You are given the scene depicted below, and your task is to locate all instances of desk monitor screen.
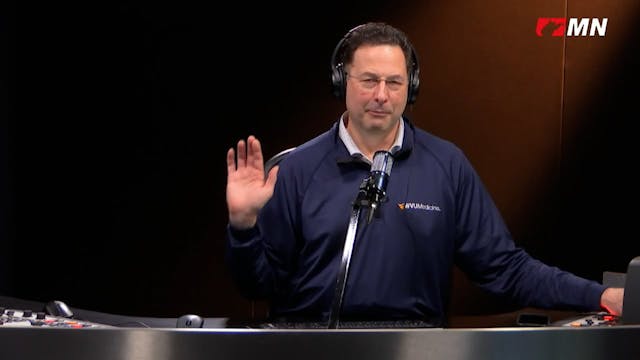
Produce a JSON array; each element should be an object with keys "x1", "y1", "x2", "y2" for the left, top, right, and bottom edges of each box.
[{"x1": 622, "y1": 256, "x2": 640, "y2": 325}]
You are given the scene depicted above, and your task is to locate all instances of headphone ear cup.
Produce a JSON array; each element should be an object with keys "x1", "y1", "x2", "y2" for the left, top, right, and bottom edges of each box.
[
  {"x1": 406, "y1": 50, "x2": 420, "y2": 105},
  {"x1": 331, "y1": 63, "x2": 346, "y2": 99},
  {"x1": 407, "y1": 69, "x2": 420, "y2": 105}
]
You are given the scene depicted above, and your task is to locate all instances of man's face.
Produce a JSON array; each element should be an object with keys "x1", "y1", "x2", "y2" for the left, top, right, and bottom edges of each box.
[{"x1": 344, "y1": 44, "x2": 409, "y2": 135}]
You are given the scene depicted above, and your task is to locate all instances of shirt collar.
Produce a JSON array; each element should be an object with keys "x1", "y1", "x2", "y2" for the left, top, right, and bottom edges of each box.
[{"x1": 338, "y1": 113, "x2": 405, "y2": 164}]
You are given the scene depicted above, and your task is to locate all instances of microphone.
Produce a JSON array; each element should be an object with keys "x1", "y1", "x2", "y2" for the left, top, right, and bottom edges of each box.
[{"x1": 355, "y1": 150, "x2": 394, "y2": 223}]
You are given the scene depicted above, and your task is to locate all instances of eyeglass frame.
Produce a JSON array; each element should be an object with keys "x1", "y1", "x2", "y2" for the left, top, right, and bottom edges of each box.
[{"x1": 345, "y1": 72, "x2": 407, "y2": 92}]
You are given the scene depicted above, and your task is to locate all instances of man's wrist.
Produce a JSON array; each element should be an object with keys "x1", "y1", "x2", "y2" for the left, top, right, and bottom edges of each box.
[{"x1": 228, "y1": 213, "x2": 257, "y2": 230}]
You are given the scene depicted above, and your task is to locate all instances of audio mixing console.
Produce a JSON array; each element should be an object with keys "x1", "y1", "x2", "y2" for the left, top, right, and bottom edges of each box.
[{"x1": 0, "y1": 307, "x2": 113, "y2": 328}]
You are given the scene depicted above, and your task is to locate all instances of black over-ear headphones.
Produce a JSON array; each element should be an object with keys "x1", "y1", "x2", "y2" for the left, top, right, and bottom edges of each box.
[{"x1": 330, "y1": 25, "x2": 420, "y2": 105}]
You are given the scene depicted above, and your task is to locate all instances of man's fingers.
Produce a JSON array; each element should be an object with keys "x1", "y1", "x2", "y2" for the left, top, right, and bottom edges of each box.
[
  {"x1": 230, "y1": 136, "x2": 266, "y2": 173},
  {"x1": 236, "y1": 139, "x2": 247, "y2": 168},
  {"x1": 226, "y1": 147, "x2": 236, "y2": 174},
  {"x1": 248, "y1": 136, "x2": 265, "y2": 170},
  {"x1": 265, "y1": 165, "x2": 279, "y2": 188},
  {"x1": 246, "y1": 135, "x2": 255, "y2": 162}
]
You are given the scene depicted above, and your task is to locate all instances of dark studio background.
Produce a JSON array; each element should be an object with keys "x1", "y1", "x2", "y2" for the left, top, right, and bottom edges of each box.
[{"x1": 2, "y1": 0, "x2": 639, "y2": 323}]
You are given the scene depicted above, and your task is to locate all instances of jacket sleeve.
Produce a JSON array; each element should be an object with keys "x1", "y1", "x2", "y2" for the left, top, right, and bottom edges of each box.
[
  {"x1": 452, "y1": 151, "x2": 605, "y2": 312},
  {"x1": 224, "y1": 161, "x2": 300, "y2": 301}
]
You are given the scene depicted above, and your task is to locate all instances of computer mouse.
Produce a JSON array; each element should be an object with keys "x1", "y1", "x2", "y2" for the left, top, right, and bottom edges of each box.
[{"x1": 176, "y1": 314, "x2": 204, "y2": 328}]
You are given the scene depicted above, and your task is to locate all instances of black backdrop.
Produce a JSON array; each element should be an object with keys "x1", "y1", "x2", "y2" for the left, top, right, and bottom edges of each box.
[{"x1": 4, "y1": 1, "x2": 400, "y2": 317}]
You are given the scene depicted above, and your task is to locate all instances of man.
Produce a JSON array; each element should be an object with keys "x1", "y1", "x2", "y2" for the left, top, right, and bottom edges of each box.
[{"x1": 225, "y1": 22, "x2": 623, "y2": 327}]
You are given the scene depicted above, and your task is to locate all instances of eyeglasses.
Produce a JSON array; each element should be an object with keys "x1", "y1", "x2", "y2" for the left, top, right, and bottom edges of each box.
[{"x1": 346, "y1": 73, "x2": 406, "y2": 92}]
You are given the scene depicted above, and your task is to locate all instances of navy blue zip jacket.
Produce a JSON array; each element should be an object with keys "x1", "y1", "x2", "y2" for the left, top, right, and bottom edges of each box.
[{"x1": 226, "y1": 119, "x2": 605, "y2": 325}]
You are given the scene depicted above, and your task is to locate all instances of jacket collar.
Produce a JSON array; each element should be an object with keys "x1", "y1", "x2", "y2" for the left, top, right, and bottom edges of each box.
[{"x1": 332, "y1": 117, "x2": 415, "y2": 166}]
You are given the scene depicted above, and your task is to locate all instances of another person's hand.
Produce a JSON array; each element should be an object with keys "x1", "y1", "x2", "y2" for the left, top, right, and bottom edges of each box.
[
  {"x1": 600, "y1": 287, "x2": 624, "y2": 315},
  {"x1": 226, "y1": 135, "x2": 279, "y2": 229}
]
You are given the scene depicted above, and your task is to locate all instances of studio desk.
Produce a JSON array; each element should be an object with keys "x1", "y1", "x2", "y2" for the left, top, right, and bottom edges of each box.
[
  {"x1": 0, "y1": 295, "x2": 638, "y2": 360},
  {"x1": 1, "y1": 321, "x2": 639, "y2": 360}
]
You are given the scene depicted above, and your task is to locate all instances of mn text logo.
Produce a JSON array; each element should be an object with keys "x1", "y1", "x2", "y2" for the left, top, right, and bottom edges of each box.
[{"x1": 536, "y1": 18, "x2": 608, "y2": 37}]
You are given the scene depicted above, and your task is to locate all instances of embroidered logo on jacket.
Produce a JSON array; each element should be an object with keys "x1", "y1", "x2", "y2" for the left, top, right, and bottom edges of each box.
[{"x1": 397, "y1": 202, "x2": 441, "y2": 212}]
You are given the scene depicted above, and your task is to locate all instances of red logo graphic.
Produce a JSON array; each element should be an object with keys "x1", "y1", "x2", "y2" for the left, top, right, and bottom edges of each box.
[{"x1": 536, "y1": 17, "x2": 566, "y2": 37}]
